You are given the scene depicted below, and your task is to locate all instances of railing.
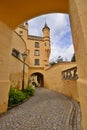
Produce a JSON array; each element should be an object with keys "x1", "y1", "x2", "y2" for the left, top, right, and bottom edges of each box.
[{"x1": 62, "y1": 66, "x2": 78, "y2": 80}]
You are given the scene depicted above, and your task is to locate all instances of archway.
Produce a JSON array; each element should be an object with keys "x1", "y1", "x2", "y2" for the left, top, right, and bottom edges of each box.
[
  {"x1": 29, "y1": 72, "x2": 44, "y2": 87},
  {"x1": 0, "y1": 1, "x2": 87, "y2": 129},
  {"x1": 0, "y1": 0, "x2": 69, "y2": 29}
]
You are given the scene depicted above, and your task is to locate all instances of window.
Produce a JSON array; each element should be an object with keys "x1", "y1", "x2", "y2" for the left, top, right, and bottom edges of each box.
[
  {"x1": 34, "y1": 50, "x2": 40, "y2": 56},
  {"x1": 12, "y1": 48, "x2": 20, "y2": 59},
  {"x1": 34, "y1": 59, "x2": 40, "y2": 65},
  {"x1": 35, "y1": 42, "x2": 39, "y2": 48},
  {"x1": 44, "y1": 42, "x2": 46, "y2": 46},
  {"x1": 19, "y1": 31, "x2": 23, "y2": 36}
]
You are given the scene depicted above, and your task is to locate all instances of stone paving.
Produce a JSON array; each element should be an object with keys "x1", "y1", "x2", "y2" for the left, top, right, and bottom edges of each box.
[{"x1": 0, "y1": 88, "x2": 82, "y2": 130}]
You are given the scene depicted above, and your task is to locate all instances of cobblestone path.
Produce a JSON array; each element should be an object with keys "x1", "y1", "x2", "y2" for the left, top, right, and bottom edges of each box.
[{"x1": 0, "y1": 88, "x2": 82, "y2": 130}]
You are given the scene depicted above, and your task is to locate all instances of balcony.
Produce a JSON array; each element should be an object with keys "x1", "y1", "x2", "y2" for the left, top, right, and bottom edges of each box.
[{"x1": 62, "y1": 66, "x2": 78, "y2": 80}]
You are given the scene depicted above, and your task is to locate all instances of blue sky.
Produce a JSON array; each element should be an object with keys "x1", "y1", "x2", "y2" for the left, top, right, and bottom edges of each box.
[{"x1": 28, "y1": 13, "x2": 74, "y2": 62}]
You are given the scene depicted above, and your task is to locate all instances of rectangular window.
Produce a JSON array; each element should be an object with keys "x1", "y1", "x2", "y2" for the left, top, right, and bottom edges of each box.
[
  {"x1": 34, "y1": 59, "x2": 40, "y2": 65},
  {"x1": 35, "y1": 42, "x2": 39, "y2": 48},
  {"x1": 19, "y1": 31, "x2": 23, "y2": 36},
  {"x1": 44, "y1": 42, "x2": 46, "y2": 46},
  {"x1": 12, "y1": 48, "x2": 20, "y2": 59},
  {"x1": 34, "y1": 50, "x2": 40, "y2": 56}
]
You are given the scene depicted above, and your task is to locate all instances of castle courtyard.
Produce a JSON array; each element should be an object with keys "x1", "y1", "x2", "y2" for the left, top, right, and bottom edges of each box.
[{"x1": 0, "y1": 88, "x2": 81, "y2": 130}]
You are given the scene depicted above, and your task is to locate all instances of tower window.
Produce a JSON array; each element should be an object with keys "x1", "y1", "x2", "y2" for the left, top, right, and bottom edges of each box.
[
  {"x1": 44, "y1": 43, "x2": 46, "y2": 46},
  {"x1": 34, "y1": 59, "x2": 40, "y2": 65},
  {"x1": 35, "y1": 42, "x2": 39, "y2": 48},
  {"x1": 34, "y1": 50, "x2": 40, "y2": 56},
  {"x1": 19, "y1": 31, "x2": 23, "y2": 36},
  {"x1": 12, "y1": 48, "x2": 20, "y2": 59}
]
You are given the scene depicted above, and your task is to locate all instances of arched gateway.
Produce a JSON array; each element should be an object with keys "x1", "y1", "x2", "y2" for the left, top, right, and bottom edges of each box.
[
  {"x1": 29, "y1": 72, "x2": 44, "y2": 87},
  {"x1": 0, "y1": 1, "x2": 87, "y2": 129}
]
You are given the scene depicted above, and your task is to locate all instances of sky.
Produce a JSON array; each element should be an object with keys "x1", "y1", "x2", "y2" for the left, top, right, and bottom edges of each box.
[{"x1": 28, "y1": 13, "x2": 74, "y2": 62}]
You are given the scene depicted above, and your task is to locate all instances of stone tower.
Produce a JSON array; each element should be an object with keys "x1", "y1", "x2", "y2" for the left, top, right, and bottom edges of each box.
[
  {"x1": 15, "y1": 21, "x2": 51, "y2": 69},
  {"x1": 42, "y1": 22, "x2": 50, "y2": 66},
  {"x1": 42, "y1": 22, "x2": 50, "y2": 38},
  {"x1": 24, "y1": 21, "x2": 28, "y2": 30}
]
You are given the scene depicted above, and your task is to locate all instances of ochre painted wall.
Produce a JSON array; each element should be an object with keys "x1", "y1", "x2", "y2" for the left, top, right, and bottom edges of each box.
[
  {"x1": 0, "y1": 22, "x2": 12, "y2": 113},
  {"x1": 0, "y1": 0, "x2": 69, "y2": 29},
  {"x1": 44, "y1": 62, "x2": 79, "y2": 101},
  {"x1": 69, "y1": 0, "x2": 87, "y2": 129},
  {"x1": 62, "y1": 80, "x2": 79, "y2": 101},
  {"x1": 0, "y1": 1, "x2": 87, "y2": 129},
  {"x1": 28, "y1": 67, "x2": 44, "y2": 77},
  {"x1": 9, "y1": 31, "x2": 29, "y2": 89}
]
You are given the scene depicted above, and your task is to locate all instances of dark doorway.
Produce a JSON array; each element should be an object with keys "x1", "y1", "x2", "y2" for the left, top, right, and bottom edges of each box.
[{"x1": 29, "y1": 72, "x2": 44, "y2": 87}]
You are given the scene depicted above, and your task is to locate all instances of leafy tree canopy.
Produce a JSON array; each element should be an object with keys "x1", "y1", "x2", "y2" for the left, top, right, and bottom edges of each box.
[{"x1": 71, "y1": 53, "x2": 76, "y2": 62}]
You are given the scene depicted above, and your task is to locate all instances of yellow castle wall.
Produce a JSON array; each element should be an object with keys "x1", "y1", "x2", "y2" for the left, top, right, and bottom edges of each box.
[
  {"x1": 44, "y1": 62, "x2": 79, "y2": 101},
  {"x1": 0, "y1": 1, "x2": 87, "y2": 129},
  {"x1": 9, "y1": 31, "x2": 29, "y2": 89},
  {"x1": 0, "y1": 22, "x2": 12, "y2": 113},
  {"x1": 69, "y1": 1, "x2": 87, "y2": 129}
]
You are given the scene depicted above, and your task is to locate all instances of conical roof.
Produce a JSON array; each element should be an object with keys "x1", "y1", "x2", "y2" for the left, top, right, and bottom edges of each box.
[{"x1": 42, "y1": 22, "x2": 50, "y2": 31}]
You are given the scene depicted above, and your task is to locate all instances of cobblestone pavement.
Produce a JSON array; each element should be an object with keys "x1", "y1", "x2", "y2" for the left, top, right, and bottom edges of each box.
[{"x1": 0, "y1": 88, "x2": 82, "y2": 130}]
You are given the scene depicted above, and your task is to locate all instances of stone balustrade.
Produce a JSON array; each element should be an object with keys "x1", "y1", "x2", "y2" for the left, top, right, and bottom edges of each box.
[{"x1": 62, "y1": 66, "x2": 78, "y2": 80}]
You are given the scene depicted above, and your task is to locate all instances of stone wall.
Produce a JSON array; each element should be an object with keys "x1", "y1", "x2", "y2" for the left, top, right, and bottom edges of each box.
[
  {"x1": 0, "y1": 22, "x2": 12, "y2": 113},
  {"x1": 62, "y1": 80, "x2": 79, "y2": 101},
  {"x1": 9, "y1": 31, "x2": 29, "y2": 89},
  {"x1": 69, "y1": 0, "x2": 87, "y2": 129},
  {"x1": 44, "y1": 62, "x2": 79, "y2": 101}
]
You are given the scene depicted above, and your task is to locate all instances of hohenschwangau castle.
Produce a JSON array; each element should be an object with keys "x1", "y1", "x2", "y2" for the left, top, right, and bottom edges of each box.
[
  {"x1": 10, "y1": 21, "x2": 76, "y2": 95},
  {"x1": 10, "y1": 22, "x2": 51, "y2": 88}
]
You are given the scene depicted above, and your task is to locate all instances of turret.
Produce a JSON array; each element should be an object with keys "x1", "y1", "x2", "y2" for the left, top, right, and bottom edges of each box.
[
  {"x1": 42, "y1": 22, "x2": 51, "y2": 68},
  {"x1": 24, "y1": 21, "x2": 28, "y2": 30},
  {"x1": 42, "y1": 22, "x2": 50, "y2": 41}
]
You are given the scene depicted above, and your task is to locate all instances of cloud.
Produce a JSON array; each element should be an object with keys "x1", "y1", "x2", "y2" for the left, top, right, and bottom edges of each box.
[
  {"x1": 49, "y1": 44, "x2": 74, "y2": 62},
  {"x1": 28, "y1": 13, "x2": 74, "y2": 61}
]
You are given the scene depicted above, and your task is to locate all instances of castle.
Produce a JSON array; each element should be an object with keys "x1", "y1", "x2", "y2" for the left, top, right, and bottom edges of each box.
[
  {"x1": 11, "y1": 22, "x2": 51, "y2": 88},
  {"x1": 0, "y1": 2, "x2": 87, "y2": 129}
]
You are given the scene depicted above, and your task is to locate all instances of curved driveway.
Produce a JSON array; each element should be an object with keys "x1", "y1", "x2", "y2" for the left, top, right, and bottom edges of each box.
[{"x1": 0, "y1": 88, "x2": 81, "y2": 130}]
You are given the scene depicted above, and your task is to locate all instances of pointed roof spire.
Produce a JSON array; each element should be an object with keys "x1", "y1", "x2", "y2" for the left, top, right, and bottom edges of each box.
[
  {"x1": 44, "y1": 18, "x2": 48, "y2": 27},
  {"x1": 42, "y1": 20, "x2": 50, "y2": 31},
  {"x1": 44, "y1": 22, "x2": 48, "y2": 28}
]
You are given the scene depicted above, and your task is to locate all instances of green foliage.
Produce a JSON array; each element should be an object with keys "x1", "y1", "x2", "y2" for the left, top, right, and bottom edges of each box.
[
  {"x1": 8, "y1": 88, "x2": 26, "y2": 106},
  {"x1": 71, "y1": 53, "x2": 76, "y2": 62},
  {"x1": 56, "y1": 56, "x2": 63, "y2": 63},
  {"x1": 8, "y1": 86, "x2": 35, "y2": 107},
  {"x1": 50, "y1": 61, "x2": 56, "y2": 66},
  {"x1": 50, "y1": 56, "x2": 63, "y2": 66},
  {"x1": 24, "y1": 85, "x2": 35, "y2": 97}
]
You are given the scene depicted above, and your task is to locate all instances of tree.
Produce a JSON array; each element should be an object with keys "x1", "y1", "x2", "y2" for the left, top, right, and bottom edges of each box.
[
  {"x1": 50, "y1": 61, "x2": 56, "y2": 66},
  {"x1": 50, "y1": 56, "x2": 63, "y2": 66},
  {"x1": 71, "y1": 53, "x2": 76, "y2": 62},
  {"x1": 56, "y1": 56, "x2": 63, "y2": 63}
]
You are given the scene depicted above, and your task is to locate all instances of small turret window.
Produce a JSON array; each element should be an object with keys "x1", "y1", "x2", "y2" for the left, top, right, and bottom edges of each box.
[
  {"x1": 34, "y1": 59, "x2": 40, "y2": 65},
  {"x1": 35, "y1": 42, "x2": 39, "y2": 48},
  {"x1": 19, "y1": 31, "x2": 23, "y2": 36},
  {"x1": 34, "y1": 50, "x2": 40, "y2": 56}
]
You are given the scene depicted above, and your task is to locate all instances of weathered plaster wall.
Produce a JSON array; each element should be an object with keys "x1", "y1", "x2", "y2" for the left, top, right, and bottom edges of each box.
[
  {"x1": 69, "y1": 0, "x2": 87, "y2": 129},
  {"x1": 44, "y1": 62, "x2": 79, "y2": 101},
  {"x1": 62, "y1": 80, "x2": 79, "y2": 101},
  {"x1": 0, "y1": 22, "x2": 12, "y2": 113},
  {"x1": 28, "y1": 67, "x2": 44, "y2": 77},
  {"x1": 9, "y1": 31, "x2": 29, "y2": 89}
]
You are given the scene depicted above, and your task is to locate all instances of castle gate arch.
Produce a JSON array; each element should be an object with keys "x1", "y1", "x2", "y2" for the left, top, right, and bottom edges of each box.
[
  {"x1": 0, "y1": 0, "x2": 87, "y2": 129},
  {"x1": 29, "y1": 72, "x2": 44, "y2": 87}
]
